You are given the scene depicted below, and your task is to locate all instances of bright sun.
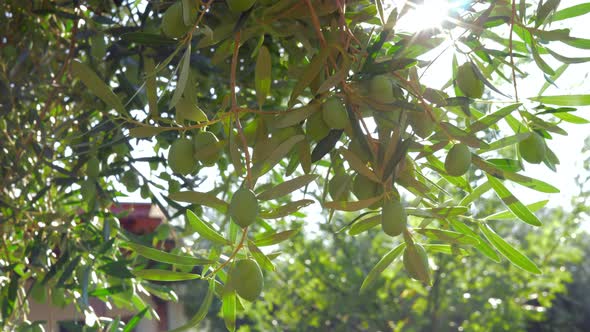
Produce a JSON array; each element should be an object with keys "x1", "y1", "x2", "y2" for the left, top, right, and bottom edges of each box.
[{"x1": 397, "y1": 0, "x2": 460, "y2": 32}]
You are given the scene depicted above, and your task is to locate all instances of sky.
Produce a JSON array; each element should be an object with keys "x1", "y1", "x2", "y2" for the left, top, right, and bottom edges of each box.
[{"x1": 119, "y1": 0, "x2": 590, "y2": 227}]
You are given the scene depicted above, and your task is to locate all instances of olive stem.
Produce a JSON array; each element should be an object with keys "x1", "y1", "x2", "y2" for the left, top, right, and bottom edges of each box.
[{"x1": 205, "y1": 226, "x2": 249, "y2": 278}]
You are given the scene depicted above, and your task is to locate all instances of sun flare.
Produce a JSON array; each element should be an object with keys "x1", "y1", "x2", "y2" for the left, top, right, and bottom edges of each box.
[{"x1": 398, "y1": 0, "x2": 461, "y2": 32}]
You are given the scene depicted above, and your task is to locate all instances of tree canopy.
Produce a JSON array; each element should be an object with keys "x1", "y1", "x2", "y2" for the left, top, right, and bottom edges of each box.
[{"x1": 1, "y1": 0, "x2": 590, "y2": 331}]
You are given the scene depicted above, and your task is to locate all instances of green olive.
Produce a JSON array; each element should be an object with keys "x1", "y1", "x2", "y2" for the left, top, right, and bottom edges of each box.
[
  {"x1": 328, "y1": 173, "x2": 351, "y2": 201},
  {"x1": 407, "y1": 111, "x2": 435, "y2": 139},
  {"x1": 519, "y1": 132, "x2": 546, "y2": 164},
  {"x1": 230, "y1": 259, "x2": 263, "y2": 301},
  {"x1": 403, "y1": 243, "x2": 431, "y2": 284},
  {"x1": 322, "y1": 97, "x2": 348, "y2": 129},
  {"x1": 168, "y1": 138, "x2": 197, "y2": 175},
  {"x1": 193, "y1": 131, "x2": 221, "y2": 167},
  {"x1": 306, "y1": 111, "x2": 330, "y2": 141},
  {"x1": 456, "y1": 63, "x2": 484, "y2": 99},
  {"x1": 86, "y1": 156, "x2": 100, "y2": 178},
  {"x1": 229, "y1": 188, "x2": 259, "y2": 228},
  {"x1": 444, "y1": 143, "x2": 471, "y2": 177},
  {"x1": 381, "y1": 200, "x2": 406, "y2": 237},
  {"x1": 161, "y1": 2, "x2": 196, "y2": 39},
  {"x1": 226, "y1": 0, "x2": 256, "y2": 12},
  {"x1": 352, "y1": 174, "x2": 381, "y2": 209},
  {"x1": 369, "y1": 74, "x2": 396, "y2": 104}
]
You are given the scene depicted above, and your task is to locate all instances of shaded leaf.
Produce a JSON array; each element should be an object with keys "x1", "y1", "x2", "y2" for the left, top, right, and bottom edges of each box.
[
  {"x1": 128, "y1": 126, "x2": 168, "y2": 138},
  {"x1": 133, "y1": 269, "x2": 202, "y2": 281},
  {"x1": 257, "y1": 174, "x2": 318, "y2": 200},
  {"x1": 415, "y1": 228, "x2": 479, "y2": 245},
  {"x1": 349, "y1": 215, "x2": 380, "y2": 236},
  {"x1": 252, "y1": 135, "x2": 305, "y2": 178},
  {"x1": 324, "y1": 195, "x2": 383, "y2": 212},
  {"x1": 259, "y1": 199, "x2": 314, "y2": 219},
  {"x1": 123, "y1": 241, "x2": 214, "y2": 265},
  {"x1": 169, "y1": 45, "x2": 192, "y2": 109},
  {"x1": 360, "y1": 243, "x2": 406, "y2": 292},
  {"x1": 169, "y1": 191, "x2": 229, "y2": 213},
  {"x1": 186, "y1": 210, "x2": 230, "y2": 245},
  {"x1": 255, "y1": 46, "x2": 271, "y2": 107},
  {"x1": 486, "y1": 174, "x2": 542, "y2": 226},
  {"x1": 253, "y1": 229, "x2": 299, "y2": 247},
  {"x1": 248, "y1": 240, "x2": 275, "y2": 271},
  {"x1": 222, "y1": 289, "x2": 237, "y2": 332},
  {"x1": 169, "y1": 279, "x2": 214, "y2": 332},
  {"x1": 71, "y1": 61, "x2": 126, "y2": 115},
  {"x1": 121, "y1": 32, "x2": 176, "y2": 46},
  {"x1": 479, "y1": 224, "x2": 541, "y2": 274}
]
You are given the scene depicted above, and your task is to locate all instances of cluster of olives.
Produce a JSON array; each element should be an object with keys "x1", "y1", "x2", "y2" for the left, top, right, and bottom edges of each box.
[
  {"x1": 167, "y1": 131, "x2": 222, "y2": 175},
  {"x1": 305, "y1": 96, "x2": 349, "y2": 141}
]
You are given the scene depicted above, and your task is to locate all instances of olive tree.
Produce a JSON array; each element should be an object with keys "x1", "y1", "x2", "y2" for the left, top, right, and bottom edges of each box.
[{"x1": 1, "y1": 0, "x2": 590, "y2": 331}]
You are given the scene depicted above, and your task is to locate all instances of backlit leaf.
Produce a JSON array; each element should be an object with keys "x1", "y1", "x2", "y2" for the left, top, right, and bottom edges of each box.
[
  {"x1": 255, "y1": 46, "x2": 271, "y2": 107},
  {"x1": 133, "y1": 269, "x2": 202, "y2": 281},
  {"x1": 479, "y1": 224, "x2": 541, "y2": 274},
  {"x1": 122, "y1": 241, "x2": 214, "y2": 265},
  {"x1": 360, "y1": 243, "x2": 406, "y2": 292},
  {"x1": 486, "y1": 174, "x2": 542, "y2": 226},
  {"x1": 186, "y1": 210, "x2": 231, "y2": 245}
]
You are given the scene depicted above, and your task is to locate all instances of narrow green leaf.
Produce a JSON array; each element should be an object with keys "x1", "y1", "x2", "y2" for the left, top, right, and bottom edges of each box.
[
  {"x1": 248, "y1": 240, "x2": 275, "y2": 271},
  {"x1": 133, "y1": 269, "x2": 202, "y2": 281},
  {"x1": 324, "y1": 195, "x2": 383, "y2": 212},
  {"x1": 468, "y1": 103, "x2": 521, "y2": 133},
  {"x1": 479, "y1": 224, "x2": 541, "y2": 274},
  {"x1": 123, "y1": 308, "x2": 149, "y2": 332},
  {"x1": 56, "y1": 255, "x2": 81, "y2": 287},
  {"x1": 529, "y1": 94, "x2": 590, "y2": 106},
  {"x1": 257, "y1": 174, "x2": 318, "y2": 200},
  {"x1": 552, "y1": 3, "x2": 590, "y2": 21},
  {"x1": 486, "y1": 174, "x2": 542, "y2": 226},
  {"x1": 222, "y1": 289, "x2": 237, "y2": 332},
  {"x1": 169, "y1": 191, "x2": 229, "y2": 213},
  {"x1": 259, "y1": 199, "x2": 314, "y2": 219},
  {"x1": 406, "y1": 206, "x2": 469, "y2": 219},
  {"x1": 253, "y1": 229, "x2": 299, "y2": 247},
  {"x1": 89, "y1": 286, "x2": 125, "y2": 297},
  {"x1": 272, "y1": 103, "x2": 320, "y2": 129},
  {"x1": 415, "y1": 228, "x2": 479, "y2": 245},
  {"x1": 252, "y1": 135, "x2": 305, "y2": 178},
  {"x1": 71, "y1": 61, "x2": 126, "y2": 115},
  {"x1": 478, "y1": 133, "x2": 530, "y2": 153},
  {"x1": 422, "y1": 244, "x2": 469, "y2": 256},
  {"x1": 553, "y1": 112, "x2": 590, "y2": 124},
  {"x1": 255, "y1": 46, "x2": 271, "y2": 107},
  {"x1": 288, "y1": 48, "x2": 330, "y2": 107},
  {"x1": 169, "y1": 279, "x2": 214, "y2": 332},
  {"x1": 449, "y1": 219, "x2": 500, "y2": 262},
  {"x1": 473, "y1": 156, "x2": 559, "y2": 193},
  {"x1": 339, "y1": 148, "x2": 380, "y2": 183},
  {"x1": 460, "y1": 181, "x2": 492, "y2": 206},
  {"x1": 186, "y1": 210, "x2": 230, "y2": 245},
  {"x1": 562, "y1": 37, "x2": 590, "y2": 49},
  {"x1": 169, "y1": 45, "x2": 191, "y2": 110},
  {"x1": 360, "y1": 243, "x2": 406, "y2": 292},
  {"x1": 122, "y1": 241, "x2": 214, "y2": 265},
  {"x1": 485, "y1": 200, "x2": 548, "y2": 220},
  {"x1": 144, "y1": 57, "x2": 158, "y2": 118},
  {"x1": 348, "y1": 215, "x2": 380, "y2": 236}
]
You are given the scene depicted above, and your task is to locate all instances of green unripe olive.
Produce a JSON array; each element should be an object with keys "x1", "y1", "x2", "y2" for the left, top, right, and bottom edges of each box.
[
  {"x1": 444, "y1": 143, "x2": 471, "y2": 177},
  {"x1": 193, "y1": 131, "x2": 221, "y2": 167},
  {"x1": 322, "y1": 97, "x2": 348, "y2": 129},
  {"x1": 352, "y1": 174, "x2": 381, "y2": 209},
  {"x1": 230, "y1": 259, "x2": 263, "y2": 301},
  {"x1": 121, "y1": 171, "x2": 140, "y2": 192},
  {"x1": 161, "y1": 3, "x2": 186, "y2": 38},
  {"x1": 456, "y1": 63, "x2": 484, "y2": 99},
  {"x1": 168, "y1": 138, "x2": 197, "y2": 175},
  {"x1": 229, "y1": 188, "x2": 259, "y2": 228},
  {"x1": 519, "y1": 133, "x2": 546, "y2": 164},
  {"x1": 329, "y1": 173, "x2": 351, "y2": 201},
  {"x1": 161, "y1": 2, "x2": 197, "y2": 38},
  {"x1": 407, "y1": 111, "x2": 435, "y2": 138},
  {"x1": 381, "y1": 200, "x2": 407, "y2": 237},
  {"x1": 86, "y1": 156, "x2": 100, "y2": 178},
  {"x1": 80, "y1": 179, "x2": 96, "y2": 202},
  {"x1": 403, "y1": 243, "x2": 431, "y2": 284},
  {"x1": 348, "y1": 139, "x2": 371, "y2": 163},
  {"x1": 306, "y1": 111, "x2": 330, "y2": 141},
  {"x1": 369, "y1": 75, "x2": 396, "y2": 104},
  {"x1": 226, "y1": 0, "x2": 256, "y2": 12}
]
